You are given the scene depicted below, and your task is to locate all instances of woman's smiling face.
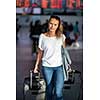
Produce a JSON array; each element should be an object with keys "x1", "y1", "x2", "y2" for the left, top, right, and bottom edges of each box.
[{"x1": 48, "y1": 18, "x2": 59, "y2": 32}]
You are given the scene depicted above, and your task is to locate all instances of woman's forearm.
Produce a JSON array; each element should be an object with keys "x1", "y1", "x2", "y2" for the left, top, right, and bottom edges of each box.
[{"x1": 35, "y1": 48, "x2": 43, "y2": 67}]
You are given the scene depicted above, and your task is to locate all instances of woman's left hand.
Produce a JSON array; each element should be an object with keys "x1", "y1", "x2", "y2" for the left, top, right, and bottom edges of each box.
[{"x1": 68, "y1": 64, "x2": 72, "y2": 72}]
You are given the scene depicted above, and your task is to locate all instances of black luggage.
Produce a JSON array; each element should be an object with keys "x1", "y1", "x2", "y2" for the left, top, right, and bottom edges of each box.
[{"x1": 23, "y1": 70, "x2": 46, "y2": 100}]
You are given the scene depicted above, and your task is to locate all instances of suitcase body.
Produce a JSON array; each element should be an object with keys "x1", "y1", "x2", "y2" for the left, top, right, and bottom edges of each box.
[{"x1": 23, "y1": 70, "x2": 46, "y2": 100}]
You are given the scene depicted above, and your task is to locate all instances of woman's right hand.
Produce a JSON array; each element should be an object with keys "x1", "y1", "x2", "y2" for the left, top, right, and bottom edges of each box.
[{"x1": 33, "y1": 65, "x2": 39, "y2": 73}]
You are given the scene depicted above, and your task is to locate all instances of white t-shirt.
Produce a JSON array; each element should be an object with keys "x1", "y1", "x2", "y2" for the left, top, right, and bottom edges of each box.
[{"x1": 38, "y1": 33, "x2": 66, "y2": 67}]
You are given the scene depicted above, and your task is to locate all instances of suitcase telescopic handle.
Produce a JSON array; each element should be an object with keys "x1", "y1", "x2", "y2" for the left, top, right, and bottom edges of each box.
[
  {"x1": 30, "y1": 70, "x2": 41, "y2": 89},
  {"x1": 30, "y1": 70, "x2": 33, "y2": 89}
]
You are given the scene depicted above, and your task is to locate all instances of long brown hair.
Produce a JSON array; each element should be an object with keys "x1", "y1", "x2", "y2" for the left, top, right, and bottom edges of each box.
[{"x1": 48, "y1": 15, "x2": 63, "y2": 38}]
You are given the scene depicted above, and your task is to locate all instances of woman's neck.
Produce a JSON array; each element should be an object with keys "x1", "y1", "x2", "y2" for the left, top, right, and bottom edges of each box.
[{"x1": 48, "y1": 31, "x2": 56, "y2": 37}]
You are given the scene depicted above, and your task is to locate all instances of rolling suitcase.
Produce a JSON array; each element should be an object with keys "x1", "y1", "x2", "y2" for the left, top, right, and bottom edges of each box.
[{"x1": 23, "y1": 70, "x2": 46, "y2": 100}]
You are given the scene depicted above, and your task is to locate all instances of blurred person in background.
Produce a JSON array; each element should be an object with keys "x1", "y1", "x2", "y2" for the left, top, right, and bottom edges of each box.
[{"x1": 73, "y1": 21, "x2": 80, "y2": 47}]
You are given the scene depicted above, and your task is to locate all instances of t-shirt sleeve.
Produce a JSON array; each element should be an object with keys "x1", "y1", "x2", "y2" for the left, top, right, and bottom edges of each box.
[
  {"x1": 62, "y1": 34, "x2": 66, "y2": 42},
  {"x1": 38, "y1": 34, "x2": 44, "y2": 51}
]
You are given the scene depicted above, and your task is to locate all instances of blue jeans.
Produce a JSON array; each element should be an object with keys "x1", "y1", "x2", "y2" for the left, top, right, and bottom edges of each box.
[{"x1": 42, "y1": 65, "x2": 64, "y2": 100}]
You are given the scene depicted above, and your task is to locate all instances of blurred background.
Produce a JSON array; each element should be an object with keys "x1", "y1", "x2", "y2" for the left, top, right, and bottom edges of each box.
[{"x1": 16, "y1": 0, "x2": 83, "y2": 100}]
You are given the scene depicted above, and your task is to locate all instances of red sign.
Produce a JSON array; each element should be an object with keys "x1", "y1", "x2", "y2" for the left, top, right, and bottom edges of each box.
[{"x1": 16, "y1": 0, "x2": 82, "y2": 9}]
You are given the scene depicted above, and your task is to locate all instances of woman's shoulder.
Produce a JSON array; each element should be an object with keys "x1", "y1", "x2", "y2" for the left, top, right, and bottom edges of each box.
[
  {"x1": 40, "y1": 33, "x2": 45, "y2": 37},
  {"x1": 61, "y1": 33, "x2": 65, "y2": 37},
  {"x1": 42, "y1": 32, "x2": 48, "y2": 36},
  {"x1": 60, "y1": 33, "x2": 66, "y2": 41},
  {"x1": 39, "y1": 33, "x2": 48, "y2": 39},
  {"x1": 40, "y1": 32, "x2": 49, "y2": 37}
]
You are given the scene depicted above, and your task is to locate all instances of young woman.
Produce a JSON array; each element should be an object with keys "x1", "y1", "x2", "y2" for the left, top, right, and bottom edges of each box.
[{"x1": 33, "y1": 15, "x2": 66, "y2": 100}]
